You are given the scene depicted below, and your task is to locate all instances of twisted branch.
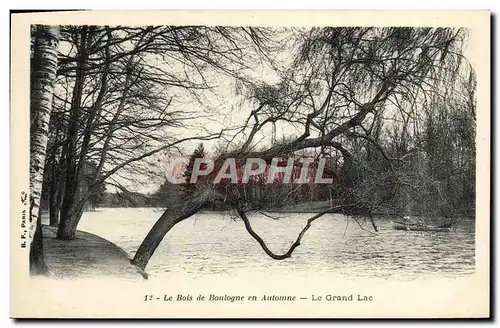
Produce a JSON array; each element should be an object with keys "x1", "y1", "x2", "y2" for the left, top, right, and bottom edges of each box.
[{"x1": 236, "y1": 204, "x2": 356, "y2": 260}]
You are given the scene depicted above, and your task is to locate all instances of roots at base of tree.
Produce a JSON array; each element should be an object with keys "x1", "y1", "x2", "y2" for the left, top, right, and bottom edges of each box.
[
  {"x1": 29, "y1": 260, "x2": 50, "y2": 276},
  {"x1": 30, "y1": 218, "x2": 50, "y2": 276},
  {"x1": 56, "y1": 220, "x2": 79, "y2": 240},
  {"x1": 130, "y1": 260, "x2": 149, "y2": 279}
]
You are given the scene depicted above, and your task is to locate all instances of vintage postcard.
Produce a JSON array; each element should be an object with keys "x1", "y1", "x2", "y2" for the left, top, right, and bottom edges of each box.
[{"x1": 10, "y1": 10, "x2": 490, "y2": 318}]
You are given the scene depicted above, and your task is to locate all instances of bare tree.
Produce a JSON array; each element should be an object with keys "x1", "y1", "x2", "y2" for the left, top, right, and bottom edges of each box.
[
  {"x1": 35, "y1": 24, "x2": 474, "y2": 275},
  {"x1": 29, "y1": 25, "x2": 60, "y2": 275},
  {"x1": 42, "y1": 25, "x2": 277, "y2": 240},
  {"x1": 132, "y1": 27, "x2": 472, "y2": 271}
]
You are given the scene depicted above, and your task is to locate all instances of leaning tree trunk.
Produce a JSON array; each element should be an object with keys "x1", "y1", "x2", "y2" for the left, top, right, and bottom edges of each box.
[
  {"x1": 29, "y1": 25, "x2": 60, "y2": 275},
  {"x1": 131, "y1": 190, "x2": 212, "y2": 270}
]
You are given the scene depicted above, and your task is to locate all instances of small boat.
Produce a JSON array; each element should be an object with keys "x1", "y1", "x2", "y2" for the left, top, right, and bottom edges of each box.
[{"x1": 392, "y1": 222, "x2": 452, "y2": 232}]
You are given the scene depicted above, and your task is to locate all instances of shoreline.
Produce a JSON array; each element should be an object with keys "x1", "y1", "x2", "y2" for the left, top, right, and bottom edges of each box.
[{"x1": 42, "y1": 225, "x2": 147, "y2": 280}]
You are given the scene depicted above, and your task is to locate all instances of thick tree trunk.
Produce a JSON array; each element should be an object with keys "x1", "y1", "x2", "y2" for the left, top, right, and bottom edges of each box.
[
  {"x1": 57, "y1": 26, "x2": 88, "y2": 240},
  {"x1": 131, "y1": 211, "x2": 184, "y2": 270},
  {"x1": 48, "y1": 124, "x2": 62, "y2": 227},
  {"x1": 49, "y1": 208, "x2": 59, "y2": 226},
  {"x1": 49, "y1": 162, "x2": 61, "y2": 226},
  {"x1": 56, "y1": 206, "x2": 84, "y2": 240},
  {"x1": 30, "y1": 212, "x2": 49, "y2": 275},
  {"x1": 132, "y1": 190, "x2": 212, "y2": 270},
  {"x1": 49, "y1": 183, "x2": 60, "y2": 226},
  {"x1": 29, "y1": 25, "x2": 60, "y2": 275},
  {"x1": 56, "y1": 216, "x2": 78, "y2": 240}
]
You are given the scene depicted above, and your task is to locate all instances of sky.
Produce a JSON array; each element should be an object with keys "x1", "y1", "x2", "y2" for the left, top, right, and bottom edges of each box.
[{"x1": 96, "y1": 26, "x2": 479, "y2": 194}]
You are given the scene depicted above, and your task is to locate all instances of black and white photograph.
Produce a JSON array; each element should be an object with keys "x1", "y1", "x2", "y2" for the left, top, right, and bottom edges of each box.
[{"x1": 11, "y1": 10, "x2": 490, "y2": 318}]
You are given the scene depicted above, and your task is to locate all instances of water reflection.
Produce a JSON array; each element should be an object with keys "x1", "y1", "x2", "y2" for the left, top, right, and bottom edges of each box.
[{"x1": 77, "y1": 208, "x2": 475, "y2": 280}]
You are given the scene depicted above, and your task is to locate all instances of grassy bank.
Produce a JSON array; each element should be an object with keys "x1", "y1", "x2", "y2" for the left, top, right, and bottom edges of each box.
[{"x1": 42, "y1": 226, "x2": 147, "y2": 280}]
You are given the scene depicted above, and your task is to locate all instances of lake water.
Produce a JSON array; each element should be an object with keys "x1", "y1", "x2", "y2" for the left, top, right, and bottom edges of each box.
[{"x1": 77, "y1": 208, "x2": 475, "y2": 280}]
